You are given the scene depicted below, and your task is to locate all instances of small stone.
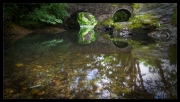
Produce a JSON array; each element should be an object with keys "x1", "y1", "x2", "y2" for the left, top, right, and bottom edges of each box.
[
  {"x1": 37, "y1": 65, "x2": 42, "y2": 68},
  {"x1": 54, "y1": 80, "x2": 60, "y2": 85},
  {"x1": 16, "y1": 63, "x2": 23, "y2": 67},
  {"x1": 31, "y1": 89, "x2": 40, "y2": 95},
  {"x1": 37, "y1": 91, "x2": 45, "y2": 95},
  {"x1": 47, "y1": 74, "x2": 52, "y2": 76},
  {"x1": 22, "y1": 87, "x2": 27, "y2": 91},
  {"x1": 9, "y1": 90, "x2": 13, "y2": 94}
]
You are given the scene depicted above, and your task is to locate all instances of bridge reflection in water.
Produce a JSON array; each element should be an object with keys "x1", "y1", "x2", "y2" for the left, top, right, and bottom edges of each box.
[{"x1": 3, "y1": 27, "x2": 177, "y2": 99}]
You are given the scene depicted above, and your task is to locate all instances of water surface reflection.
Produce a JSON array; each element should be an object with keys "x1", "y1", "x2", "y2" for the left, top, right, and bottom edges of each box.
[{"x1": 3, "y1": 28, "x2": 177, "y2": 99}]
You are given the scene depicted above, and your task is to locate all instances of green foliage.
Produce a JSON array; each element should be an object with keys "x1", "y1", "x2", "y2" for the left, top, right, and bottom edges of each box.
[
  {"x1": 172, "y1": 6, "x2": 177, "y2": 26},
  {"x1": 113, "y1": 11, "x2": 128, "y2": 22},
  {"x1": 26, "y1": 3, "x2": 70, "y2": 24},
  {"x1": 3, "y1": 4, "x2": 20, "y2": 25},
  {"x1": 3, "y1": 3, "x2": 70, "y2": 26}
]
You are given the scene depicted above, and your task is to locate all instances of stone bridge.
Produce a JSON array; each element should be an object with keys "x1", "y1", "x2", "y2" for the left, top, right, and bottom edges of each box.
[{"x1": 64, "y1": 3, "x2": 133, "y2": 29}]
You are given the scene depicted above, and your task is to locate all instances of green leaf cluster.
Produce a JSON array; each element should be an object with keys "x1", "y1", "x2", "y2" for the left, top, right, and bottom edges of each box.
[
  {"x1": 26, "y1": 3, "x2": 70, "y2": 24},
  {"x1": 3, "y1": 3, "x2": 70, "y2": 26}
]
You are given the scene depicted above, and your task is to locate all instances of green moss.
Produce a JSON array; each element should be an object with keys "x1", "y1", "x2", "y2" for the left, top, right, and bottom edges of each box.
[
  {"x1": 128, "y1": 13, "x2": 159, "y2": 30},
  {"x1": 100, "y1": 12, "x2": 160, "y2": 31},
  {"x1": 77, "y1": 12, "x2": 97, "y2": 26},
  {"x1": 109, "y1": 3, "x2": 119, "y2": 7},
  {"x1": 78, "y1": 27, "x2": 98, "y2": 44},
  {"x1": 133, "y1": 3, "x2": 140, "y2": 9},
  {"x1": 101, "y1": 33, "x2": 113, "y2": 41},
  {"x1": 100, "y1": 17, "x2": 114, "y2": 26},
  {"x1": 172, "y1": 6, "x2": 177, "y2": 26}
]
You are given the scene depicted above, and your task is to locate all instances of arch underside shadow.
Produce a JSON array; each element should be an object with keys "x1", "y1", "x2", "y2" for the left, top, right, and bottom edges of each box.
[{"x1": 64, "y1": 10, "x2": 97, "y2": 30}]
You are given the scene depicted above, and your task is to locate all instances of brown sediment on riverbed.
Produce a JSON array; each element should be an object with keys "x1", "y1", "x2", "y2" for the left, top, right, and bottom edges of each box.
[
  {"x1": 4, "y1": 23, "x2": 34, "y2": 43},
  {"x1": 4, "y1": 23, "x2": 66, "y2": 44}
]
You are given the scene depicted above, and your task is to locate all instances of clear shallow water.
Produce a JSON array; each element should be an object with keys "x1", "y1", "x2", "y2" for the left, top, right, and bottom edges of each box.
[{"x1": 3, "y1": 29, "x2": 177, "y2": 99}]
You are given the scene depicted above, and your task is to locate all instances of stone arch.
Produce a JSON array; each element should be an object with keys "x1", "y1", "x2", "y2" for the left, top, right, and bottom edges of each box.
[
  {"x1": 113, "y1": 9, "x2": 131, "y2": 22},
  {"x1": 64, "y1": 10, "x2": 97, "y2": 30}
]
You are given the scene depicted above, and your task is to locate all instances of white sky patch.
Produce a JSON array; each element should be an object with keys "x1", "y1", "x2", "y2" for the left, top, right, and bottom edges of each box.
[
  {"x1": 138, "y1": 62, "x2": 161, "y2": 86},
  {"x1": 109, "y1": 71, "x2": 112, "y2": 75},
  {"x1": 137, "y1": 61, "x2": 170, "y2": 99},
  {"x1": 106, "y1": 65, "x2": 112, "y2": 69},
  {"x1": 86, "y1": 68, "x2": 99, "y2": 81},
  {"x1": 100, "y1": 89, "x2": 111, "y2": 99},
  {"x1": 86, "y1": 63, "x2": 91, "y2": 67},
  {"x1": 100, "y1": 62, "x2": 106, "y2": 66},
  {"x1": 123, "y1": 82, "x2": 127, "y2": 86}
]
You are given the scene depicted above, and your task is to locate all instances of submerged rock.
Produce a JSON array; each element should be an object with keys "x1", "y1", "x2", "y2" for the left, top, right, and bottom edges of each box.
[{"x1": 148, "y1": 29, "x2": 172, "y2": 41}]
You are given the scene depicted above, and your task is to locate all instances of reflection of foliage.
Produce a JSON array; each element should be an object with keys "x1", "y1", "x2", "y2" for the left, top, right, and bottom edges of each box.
[
  {"x1": 121, "y1": 53, "x2": 132, "y2": 68},
  {"x1": 4, "y1": 45, "x2": 24, "y2": 59},
  {"x1": 132, "y1": 43, "x2": 160, "y2": 68},
  {"x1": 77, "y1": 12, "x2": 97, "y2": 26},
  {"x1": 101, "y1": 17, "x2": 114, "y2": 26},
  {"x1": 139, "y1": 58, "x2": 158, "y2": 69},
  {"x1": 31, "y1": 39, "x2": 63, "y2": 54},
  {"x1": 149, "y1": 59, "x2": 177, "y2": 99},
  {"x1": 54, "y1": 40, "x2": 71, "y2": 52},
  {"x1": 169, "y1": 44, "x2": 177, "y2": 65},
  {"x1": 127, "y1": 39, "x2": 141, "y2": 48},
  {"x1": 172, "y1": 6, "x2": 177, "y2": 26},
  {"x1": 4, "y1": 38, "x2": 71, "y2": 61},
  {"x1": 113, "y1": 11, "x2": 128, "y2": 22},
  {"x1": 113, "y1": 41, "x2": 128, "y2": 48},
  {"x1": 103, "y1": 55, "x2": 113, "y2": 63},
  {"x1": 101, "y1": 33, "x2": 113, "y2": 41},
  {"x1": 78, "y1": 27, "x2": 98, "y2": 44},
  {"x1": 16, "y1": 34, "x2": 43, "y2": 43}
]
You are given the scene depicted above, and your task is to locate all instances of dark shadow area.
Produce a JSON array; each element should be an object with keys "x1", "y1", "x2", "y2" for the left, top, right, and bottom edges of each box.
[
  {"x1": 63, "y1": 10, "x2": 88, "y2": 30},
  {"x1": 131, "y1": 33, "x2": 156, "y2": 45},
  {"x1": 113, "y1": 9, "x2": 131, "y2": 22}
]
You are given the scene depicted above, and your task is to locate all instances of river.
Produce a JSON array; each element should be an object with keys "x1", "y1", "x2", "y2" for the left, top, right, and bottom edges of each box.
[{"x1": 3, "y1": 28, "x2": 177, "y2": 99}]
